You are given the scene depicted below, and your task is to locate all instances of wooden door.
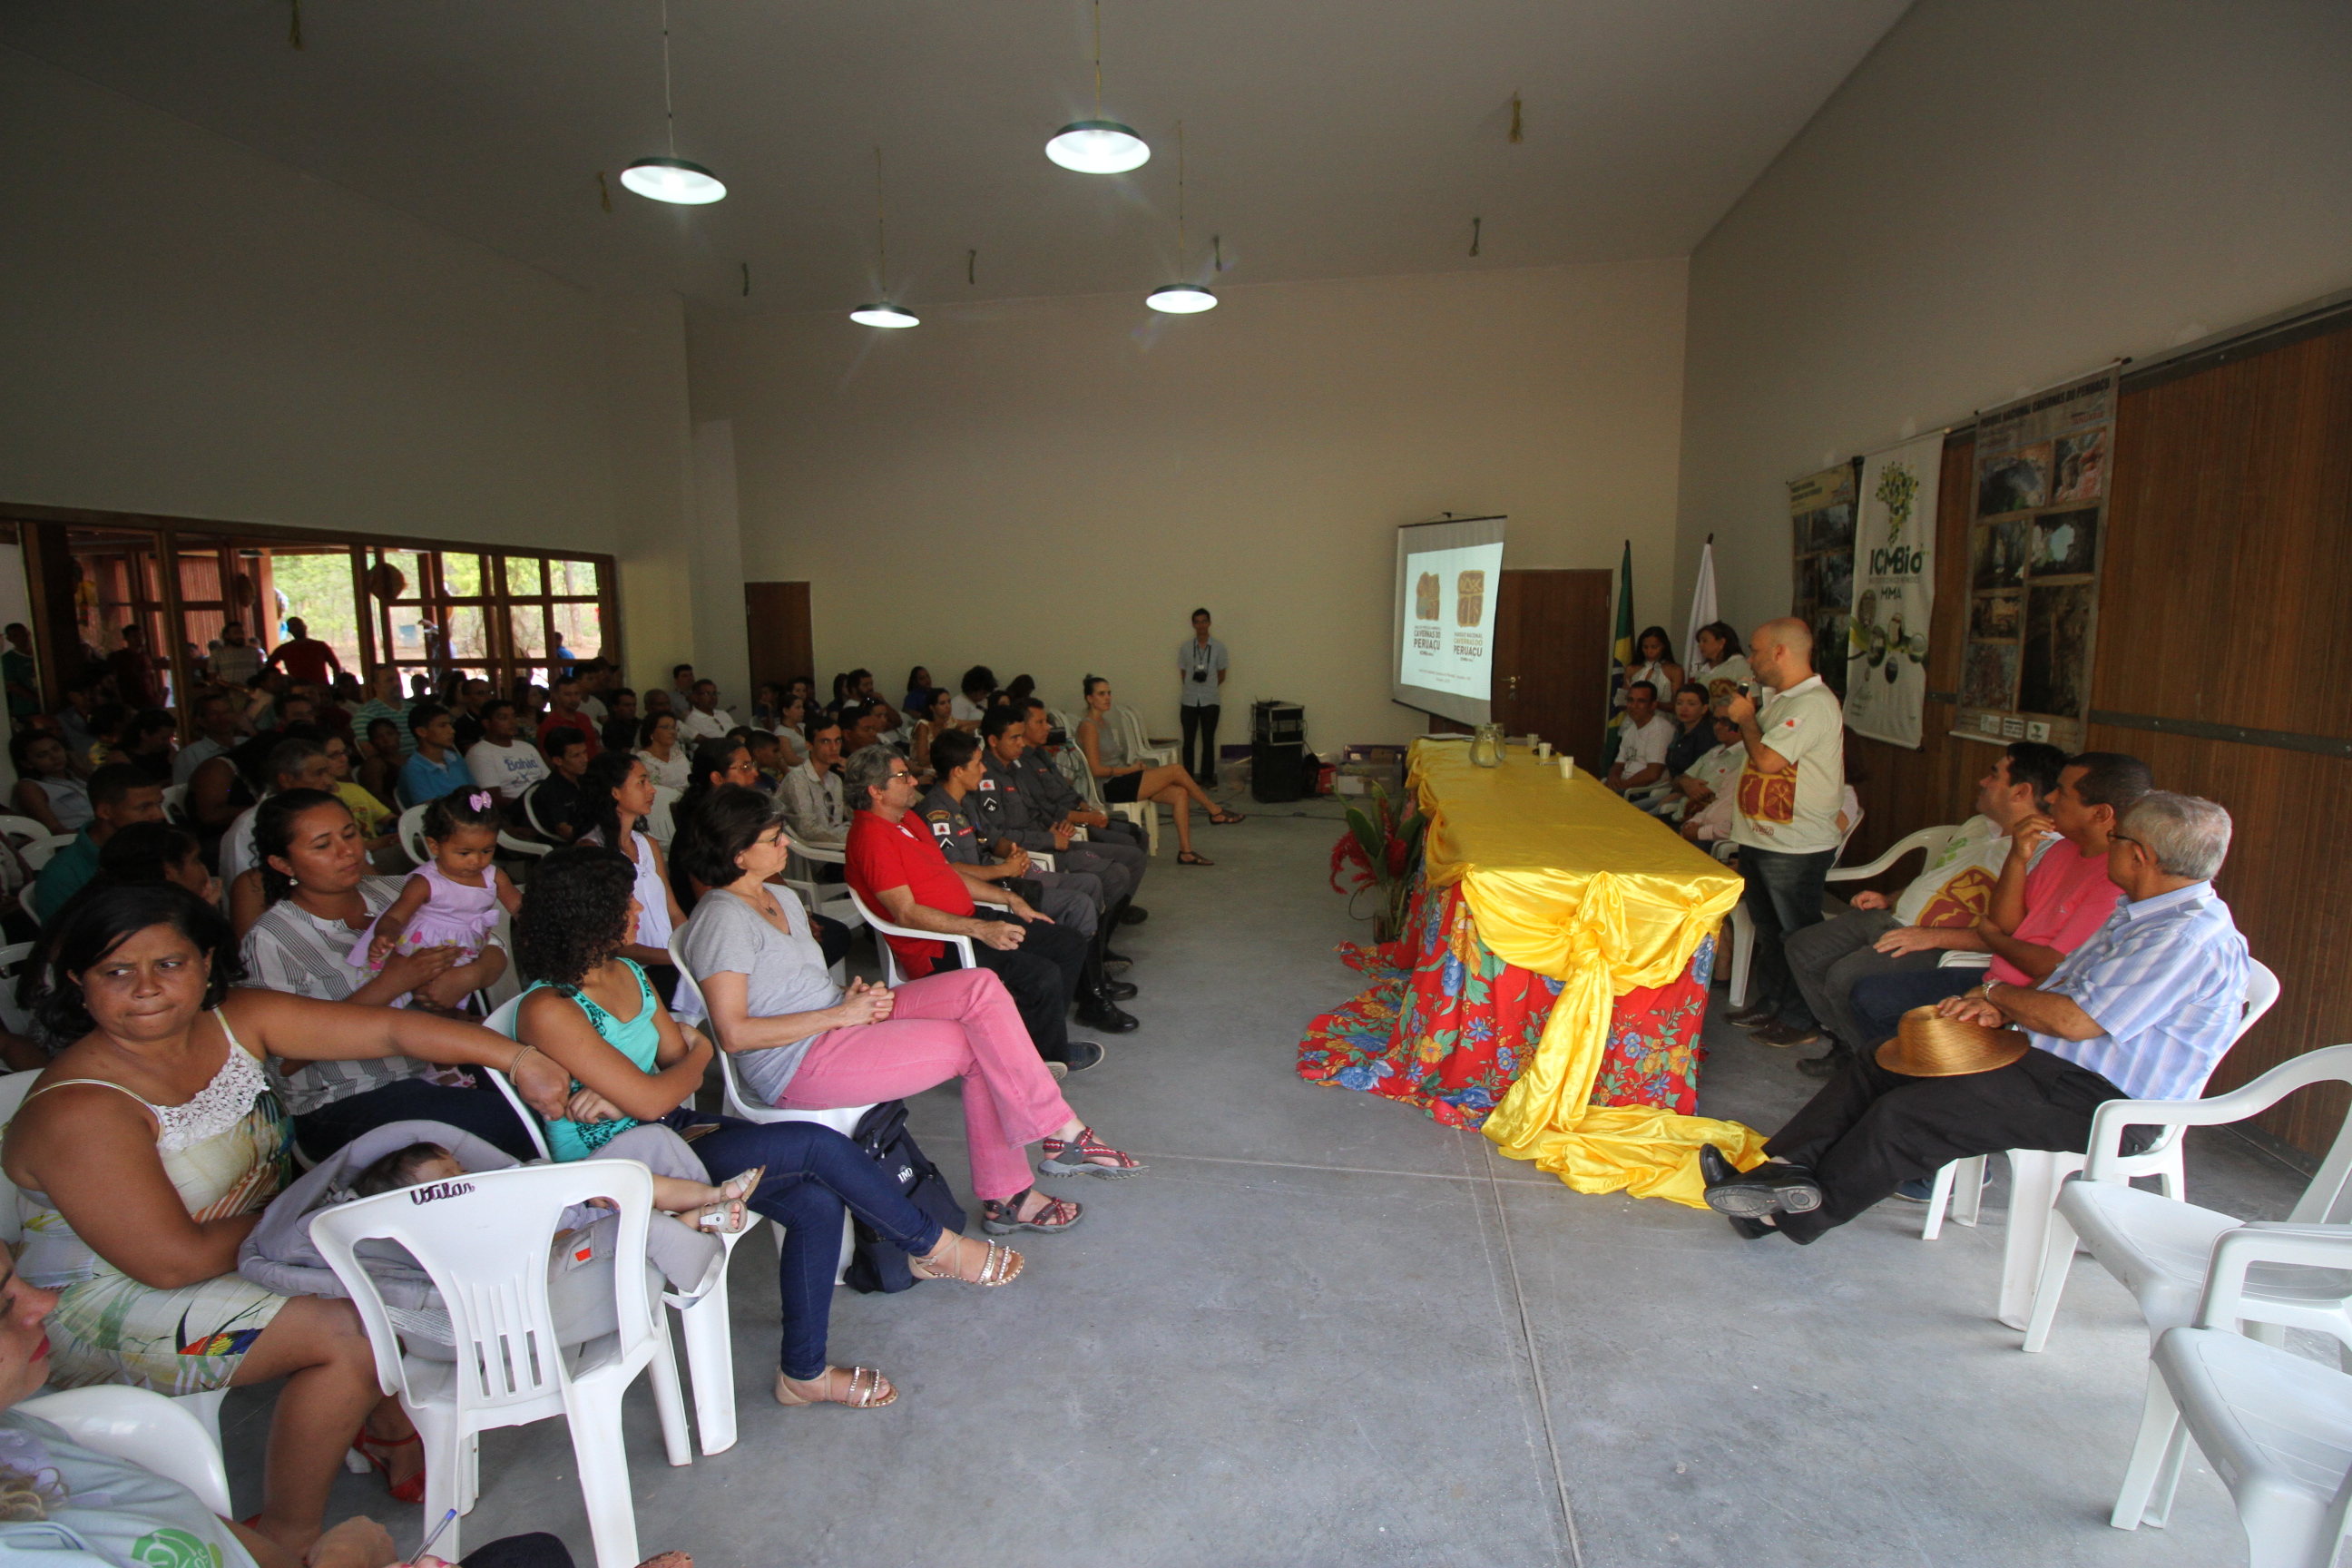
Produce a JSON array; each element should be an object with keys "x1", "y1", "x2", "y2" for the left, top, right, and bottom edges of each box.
[
  {"x1": 743, "y1": 581, "x2": 813, "y2": 693},
  {"x1": 1492, "y1": 568, "x2": 1612, "y2": 760}
]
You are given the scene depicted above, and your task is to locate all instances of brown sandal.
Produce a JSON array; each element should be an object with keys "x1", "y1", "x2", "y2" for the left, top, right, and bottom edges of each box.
[
  {"x1": 981, "y1": 1187, "x2": 1083, "y2": 1235},
  {"x1": 774, "y1": 1366, "x2": 897, "y2": 1409}
]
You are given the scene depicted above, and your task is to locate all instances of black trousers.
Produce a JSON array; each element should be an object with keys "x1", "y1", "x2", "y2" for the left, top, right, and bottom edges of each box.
[
  {"x1": 941, "y1": 909, "x2": 1089, "y2": 1064},
  {"x1": 462, "y1": 1534, "x2": 573, "y2": 1568},
  {"x1": 292, "y1": 1075, "x2": 539, "y2": 1164},
  {"x1": 1180, "y1": 703, "x2": 1220, "y2": 786},
  {"x1": 811, "y1": 909, "x2": 853, "y2": 970},
  {"x1": 1761, "y1": 1046, "x2": 2136, "y2": 1242}
]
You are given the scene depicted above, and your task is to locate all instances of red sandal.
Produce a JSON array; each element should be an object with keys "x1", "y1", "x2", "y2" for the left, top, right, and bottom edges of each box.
[
  {"x1": 980, "y1": 1187, "x2": 1083, "y2": 1235},
  {"x1": 351, "y1": 1426, "x2": 426, "y2": 1504},
  {"x1": 1037, "y1": 1125, "x2": 1147, "y2": 1181}
]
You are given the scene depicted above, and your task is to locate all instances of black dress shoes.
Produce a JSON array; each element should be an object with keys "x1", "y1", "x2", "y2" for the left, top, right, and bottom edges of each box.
[
  {"x1": 1724, "y1": 1004, "x2": 1777, "y2": 1029},
  {"x1": 1700, "y1": 1143, "x2": 1823, "y2": 1220},
  {"x1": 1075, "y1": 995, "x2": 1140, "y2": 1033},
  {"x1": 1101, "y1": 976, "x2": 1139, "y2": 1001},
  {"x1": 1101, "y1": 948, "x2": 1135, "y2": 970},
  {"x1": 1797, "y1": 1044, "x2": 1854, "y2": 1080},
  {"x1": 1119, "y1": 905, "x2": 1149, "y2": 925}
]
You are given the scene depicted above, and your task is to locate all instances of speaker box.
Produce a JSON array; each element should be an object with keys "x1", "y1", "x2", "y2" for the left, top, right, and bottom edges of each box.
[{"x1": 1252, "y1": 740, "x2": 1305, "y2": 803}]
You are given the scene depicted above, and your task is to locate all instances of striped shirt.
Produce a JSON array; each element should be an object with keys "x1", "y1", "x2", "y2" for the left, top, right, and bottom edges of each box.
[
  {"x1": 239, "y1": 877, "x2": 426, "y2": 1116},
  {"x1": 2029, "y1": 882, "x2": 2249, "y2": 1102}
]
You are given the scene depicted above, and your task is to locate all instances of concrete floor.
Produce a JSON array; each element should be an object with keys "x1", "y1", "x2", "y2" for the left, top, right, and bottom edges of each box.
[{"x1": 223, "y1": 804, "x2": 2315, "y2": 1566}]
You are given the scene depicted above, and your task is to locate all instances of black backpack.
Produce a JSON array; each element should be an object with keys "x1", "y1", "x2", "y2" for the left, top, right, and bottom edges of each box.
[{"x1": 841, "y1": 1100, "x2": 968, "y2": 1295}]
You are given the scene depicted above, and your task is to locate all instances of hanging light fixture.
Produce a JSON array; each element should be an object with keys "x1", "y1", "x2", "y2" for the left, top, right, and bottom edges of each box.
[
  {"x1": 622, "y1": 0, "x2": 726, "y2": 204},
  {"x1": 1146, "y1": 122, "x2": 1216, "y2": 314},
  {"x1": 1045, "y1": 1, "x2": 1149, "y2": 173},
  {"x1": 850, "y1": 148, "x2": 919, "y2": 328}
]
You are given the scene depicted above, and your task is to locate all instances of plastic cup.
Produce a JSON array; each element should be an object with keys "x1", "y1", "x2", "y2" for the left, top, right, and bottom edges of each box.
[
  {"x1": 1534, "y1": 741, "x2": 1553, "y2": 760},
  {"x1": 1558, "y1": 757, "x2": 1574, "y2": 779}
]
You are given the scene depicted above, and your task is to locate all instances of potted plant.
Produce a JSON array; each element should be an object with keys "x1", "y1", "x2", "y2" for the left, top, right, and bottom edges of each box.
[{"x1": 1329, "y1": 781, "x2": 1426, "y2": 944}]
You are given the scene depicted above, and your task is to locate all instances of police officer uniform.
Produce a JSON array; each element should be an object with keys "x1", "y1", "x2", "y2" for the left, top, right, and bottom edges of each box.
[
  {"x1": 916, "y1": 781, "x2": 1101, "y2": 938},
  {"x1": 1013, "y1": 742, "x2": 1152, "y2": 883},
  {"x1": 971, "y1": 751, "x2": 1140, "y2": 911}
]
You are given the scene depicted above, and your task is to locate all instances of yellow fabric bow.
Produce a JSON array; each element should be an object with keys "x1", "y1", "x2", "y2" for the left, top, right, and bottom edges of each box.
[{"x1": 1410, "y1": 741, "x2": 1769, "y2": 1206}]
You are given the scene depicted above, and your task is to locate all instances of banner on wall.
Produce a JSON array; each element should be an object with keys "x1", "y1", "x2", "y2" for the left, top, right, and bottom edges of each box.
[
  {"x1": 1843, "y1": 434, "x2": 1944, "y2": 748},
  {"x1": 1787, "y1": 465, "x2": 1857, "y2": 698},
  {"x1": 1955, "y1": 367, "x2": 2118, "y2": 752}
]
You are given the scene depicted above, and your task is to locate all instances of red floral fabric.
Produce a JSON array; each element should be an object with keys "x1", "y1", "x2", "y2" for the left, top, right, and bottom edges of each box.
[{"x1": 1298, "y1": 870, "x2": 1713, "y2": 1129}]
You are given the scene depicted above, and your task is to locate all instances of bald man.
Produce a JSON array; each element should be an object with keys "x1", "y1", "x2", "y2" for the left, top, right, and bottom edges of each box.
[{"x1": 1720, "y1": 618, "x2": 1850, "y2": 1046}]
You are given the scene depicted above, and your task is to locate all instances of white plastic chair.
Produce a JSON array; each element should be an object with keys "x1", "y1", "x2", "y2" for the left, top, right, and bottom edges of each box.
[
  {"x1": 2124, "y1": 1225, "x2": 2352, "y2": 1559},
  {"x1": 1920, "y1": 961, "x2": 2278, "y2": 1331},
  {"x1": 397, "y1": 803, "x2": 431, "y2": 867},
  {"x1": 0, "y1": 940, "x2": 35, "y2": 1036},
  {"x1": 310, "y1": 1161, "x2": 692, "y2": 1568},
  {"x1": 1718, "y1": 807, "x2": 1877, "y2": 1007},
  {"x1": 780, "y1": 841, "x2": 864, "y2": 931},
  {"x1": 16, "y1": 1385, "x2": 232, "y2": 1517},
  {"x1": 18, "y1": 831, "x2": 78, "y2": 873},
  {"x1": 0, "y1": 814, "x2": 53, "y2": 846},
  {"x1": 667, "y1": 932, "x2": 869, "y2": 1286},
  {"x1": 2032, "y1": 1047, "x2": 2352, "y2": 1534},
  {"x1": 1055, "y1": 710, "x2": 1157, "y2": 855},
  {"x1": 1112, "y1": 703, "x2": 1178, "y2": 769},
  {"x1": 845, "y1": 887, "x2": 975, "y2": 988},
  {"x1": 645, "y1": 785, "x2": 681, "y2": 846},
  {"x1": 159, "y1": 782, "x2": 189, "y2": 823},
  {"x1": 480, "y1": 989, "x2": 749, "y2": 1455}
]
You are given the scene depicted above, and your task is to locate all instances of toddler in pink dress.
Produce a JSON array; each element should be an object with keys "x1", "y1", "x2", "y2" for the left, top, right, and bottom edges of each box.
[{"x1": 349, "y1": 787, "x2": 524, "y2": 1009}]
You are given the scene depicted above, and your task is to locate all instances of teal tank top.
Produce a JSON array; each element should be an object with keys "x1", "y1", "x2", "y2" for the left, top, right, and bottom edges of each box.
[{"x1": 525, "y1": 960, "x2": 663, "y2": 1163}]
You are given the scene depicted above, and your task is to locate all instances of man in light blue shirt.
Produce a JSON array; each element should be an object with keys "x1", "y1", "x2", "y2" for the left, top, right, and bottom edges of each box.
[
  {"x1": 1178, "y1": 607, "x2": 1228, "y2": 786},
  {"x1": 1702, "y1": 791, "x2": 2250, "y2": 1243}
]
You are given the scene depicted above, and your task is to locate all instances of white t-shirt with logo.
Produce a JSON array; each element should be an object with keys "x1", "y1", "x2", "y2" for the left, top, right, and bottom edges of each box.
[
  {"x1": 1730, "y1": 674, "x2": 1847, "y2": 855},
  {"x1": 467, "y1": 739, "x2": 550, "y2": 801},
  {"x1": 1615, "y1": 712, "x2": 1673, "y2": 774},
  {"x1": 1892, "y1": 814, "x2": 2022, "y2": 928}
]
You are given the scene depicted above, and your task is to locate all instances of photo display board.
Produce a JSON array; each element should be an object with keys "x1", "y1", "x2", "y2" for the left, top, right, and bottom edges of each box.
[
  {"x1": 1788, "y1": 462, "x2": 1859, "y2": 698},
  {"x1": 1955, "y1": 368, "x2": 2117, "y2": 750}
]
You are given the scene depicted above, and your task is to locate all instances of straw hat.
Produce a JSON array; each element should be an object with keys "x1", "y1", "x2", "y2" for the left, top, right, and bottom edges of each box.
[{"x1": 1875, "y1": 1005, "x2": 2029, "y2": 1077}]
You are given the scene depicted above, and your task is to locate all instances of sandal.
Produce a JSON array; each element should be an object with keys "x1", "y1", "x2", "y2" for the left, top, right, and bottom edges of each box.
[
  {"x1": 1207, "y1": 808, "x2": 1246, "y2": 825},
  {"x1": 774, "y1": 1366, "x2": 897, "y2": 1409},
  {"x1": 1177, "y1": 849, "x2": 1214, "y2": 867},
  {"x1": 1038, "y1": 1125, "x2": 1146, "y2": 1181},
  {"x1": 718, "y1": 1165, "x2": 764, "y2": 1201},
  {"x1": 350, "y1": 1426, "x2": 426, "y2": 1504},
  {"x1": 908, "y1": 1231, "x2": 1024, "y2": 1286},
  {"x1": 692, "y1": 1198, "x2": 751, "y2": 1234},
  {"x1": 981, "y1": 1187, "x2": 1083, "y2": 1235}
]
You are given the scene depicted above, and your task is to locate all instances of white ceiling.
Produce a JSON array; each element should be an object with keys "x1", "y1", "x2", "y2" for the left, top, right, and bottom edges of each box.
[{"x1": 3, "y1": 1, "x2": 1911, "y2": 312}]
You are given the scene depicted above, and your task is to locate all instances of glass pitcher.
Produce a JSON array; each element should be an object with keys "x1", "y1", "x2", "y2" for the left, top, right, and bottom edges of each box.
[{"x1": 1469, "y1": 722, "x2": 1505, "y2": 768}]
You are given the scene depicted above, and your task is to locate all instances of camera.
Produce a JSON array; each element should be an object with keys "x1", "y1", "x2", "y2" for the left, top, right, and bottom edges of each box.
[{"x1": 1192, "y1": 669, "x2": 1209, "y2": 682}]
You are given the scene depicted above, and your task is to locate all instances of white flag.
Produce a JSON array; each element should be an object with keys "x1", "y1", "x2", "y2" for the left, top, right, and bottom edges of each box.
[{"x1": 1685, "y1": 539, "x2": 1720, "y2": 661}]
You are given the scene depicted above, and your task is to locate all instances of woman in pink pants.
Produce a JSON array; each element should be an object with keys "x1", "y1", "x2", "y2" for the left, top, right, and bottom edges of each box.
[{"x1": 675, "y1": 786, "x2": 1144, "y2": 1234}]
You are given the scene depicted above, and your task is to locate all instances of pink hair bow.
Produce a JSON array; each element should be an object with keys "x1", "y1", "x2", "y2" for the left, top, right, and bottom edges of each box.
[{"x1": 469, "y1": 790, "x2": 494, "y2": 811}]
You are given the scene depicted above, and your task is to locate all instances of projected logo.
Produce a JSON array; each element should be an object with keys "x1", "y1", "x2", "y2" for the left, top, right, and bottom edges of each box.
[
  {"x1": 1415, "y1": 572, "x2": 1441, "y2": 622},
  {"x1": 1455, "y1": 570, "x2": 1485, "y2": 628}
]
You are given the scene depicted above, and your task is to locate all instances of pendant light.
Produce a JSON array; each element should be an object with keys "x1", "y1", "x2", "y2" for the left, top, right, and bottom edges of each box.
[
  {"x1": 1045, "y1": 1, "x2": 1149, "y2": 173},
  {"x1": 622, "y1": 0, "x2": 726, "y2": 204},
  {"x1": 1146, "y1": 122, "x2": 1216, "y2": 313},
  {"x1": 849, "y1": 149, "x2": 919, "y2": 328}
]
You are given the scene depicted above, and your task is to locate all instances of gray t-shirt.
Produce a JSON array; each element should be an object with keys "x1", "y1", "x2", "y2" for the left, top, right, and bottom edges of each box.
[{"x1": 677, "y1": 889, "x2": 840, "y2": 1105}]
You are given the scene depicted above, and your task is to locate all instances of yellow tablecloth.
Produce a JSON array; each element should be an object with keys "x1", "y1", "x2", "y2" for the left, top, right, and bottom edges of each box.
[{"x1": 1411, "y1": 739, "x2": 1769, "y2": 1206}]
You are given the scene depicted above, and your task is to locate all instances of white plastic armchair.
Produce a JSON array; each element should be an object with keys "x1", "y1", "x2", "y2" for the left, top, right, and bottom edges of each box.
[
  {"x1": 2120, "y1": 1225, "x2": 2352, "y2": 1556},
  {"x1": 846, "y1": 886, "x2": 976, "y2": 988},
  {"x1": 1112, "y1": 703, "x2": 1177, "y2": 769},
  {"x1": 397, "y1": 803, "x2": 430, "y2": 867},
  {"x1": 645, "y1": 785, "x2": 681, "y2": 845},
  {"x1": 16, "y1": 1385, "x2": 232, "y2": 1516},
  {"x1": 781, "y1": 840, "x2": 863, "y2": 930},
  {"x1": 311, "y1": 1161, "x2": 691, "y2": 1568},
  {"x1": 18, "y1": 831, "x2": 78, "y2": 873},
  {"x1": 0, "y1": 814, "x2": 52, "y2": 847},
  {"x1": 1918, "y1": 961, "x2": 2280, "y2": 1335},
  {"x1": 159, "y1": 782, "x2": 189, "y2": 823},
  {"x1": 1059, "y1": 709, "x2": 1157, "y2": 854}
]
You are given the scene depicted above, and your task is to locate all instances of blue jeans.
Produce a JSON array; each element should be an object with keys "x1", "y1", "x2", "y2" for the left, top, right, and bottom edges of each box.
[
  {"x1": 684, "y1": 1113, "x2": 945, "y2": 1381},
  {"x1": 1847, "y1": 968, "x2": 1985, "y2": 1052},
  {"x1": 1737, "y1": 846, "x2": 1838, "y2": 1027}
]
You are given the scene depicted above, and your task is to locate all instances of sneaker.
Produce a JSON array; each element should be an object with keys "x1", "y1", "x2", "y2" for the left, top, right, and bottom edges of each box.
[
  {"x1": 1796, "y1": 1046, "x2": 1854, "y2": 1080},
  {"x1": 1058, "y1": 1041, "x2": 1105, "y2": 1073}
]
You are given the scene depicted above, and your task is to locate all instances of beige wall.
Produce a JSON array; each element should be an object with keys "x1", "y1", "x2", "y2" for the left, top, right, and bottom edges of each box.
[
  {"x1": 0, "y1": 47, "x2": 732, "y2": 697},
  {"x1": 1674, "y1": 0, "x2": 2352, "y2": 643},
  {"x1": 689, "y1": 260, "x2": 1689, "y2": 748}
]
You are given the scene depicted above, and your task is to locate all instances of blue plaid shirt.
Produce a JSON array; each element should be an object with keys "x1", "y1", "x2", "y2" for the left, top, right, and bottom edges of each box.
[{"x1": 2030, "y1": 881, "x2": 2249, "y2": 1102}]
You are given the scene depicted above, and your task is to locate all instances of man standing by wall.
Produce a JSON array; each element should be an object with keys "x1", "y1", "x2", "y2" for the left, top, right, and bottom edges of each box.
[
  {"x1": 1179, "y1": 607, "x2": 1227, "y2": 788},
  {"x1": 1720, "y1": 619, "x2": 1847, "y2": 1047}
]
